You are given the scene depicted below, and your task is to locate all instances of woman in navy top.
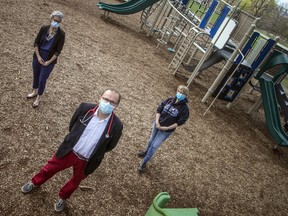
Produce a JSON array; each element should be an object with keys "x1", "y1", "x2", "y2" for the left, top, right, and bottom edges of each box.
[
  {"x1": 27, "y1": 11, "x2": 65, "y2": 108},
  {"x1": 137, "y1": 85, "x2": 190, "y2": 172}
]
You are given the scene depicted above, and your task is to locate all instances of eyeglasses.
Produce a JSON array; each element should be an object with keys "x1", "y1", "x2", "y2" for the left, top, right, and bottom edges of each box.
[
  {"x1": 102, "y1": 97, "x2": 118, "y2": 107},
  {"x1": 53, "y1": 18, "x2": 61, "y2": 23}
]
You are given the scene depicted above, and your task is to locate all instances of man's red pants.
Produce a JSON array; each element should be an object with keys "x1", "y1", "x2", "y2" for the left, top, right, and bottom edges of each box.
[{"x1": 31, "y1": 151, "x2": 88, "y2": 199}]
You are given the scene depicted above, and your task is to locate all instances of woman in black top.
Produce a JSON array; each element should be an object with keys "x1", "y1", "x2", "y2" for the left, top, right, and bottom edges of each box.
[
  {"x1": 27, "y1": 11, "x2": 65, "y2": 108},
  {"x1": 137, "y1": 85, "x2": 190, "y2": 172}
]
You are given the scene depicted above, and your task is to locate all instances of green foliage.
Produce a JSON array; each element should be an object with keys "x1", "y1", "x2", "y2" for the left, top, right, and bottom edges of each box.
[
  {"x1": 240, "y1": 0, "x2": 276, "y2": 17},
  {"x1": 188, "y1": 2, "x2": 206, "y2": 17},
  {"x1": 240, "y1": 0, "x2": 252, "y2": 9},
  {"x1": 187, "y1": 2, "x2": 218, "y2": 24}
]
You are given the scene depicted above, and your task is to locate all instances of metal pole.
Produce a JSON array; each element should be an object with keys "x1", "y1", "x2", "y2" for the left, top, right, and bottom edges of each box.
[
  {"x1": 147, "y1": 0, "x2": 167, "y2": 37},
  {"x1": 247, "y1": 96, "x2": 262, "y2": 114}
]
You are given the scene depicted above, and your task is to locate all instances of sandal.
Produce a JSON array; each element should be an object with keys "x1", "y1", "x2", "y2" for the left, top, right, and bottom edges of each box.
[
  {"x1": 32, "y1": 100, "x2": 40, "y2": 108},
  {"x1": 27, "y1": 92, "x2": 37, "y2": 99}
]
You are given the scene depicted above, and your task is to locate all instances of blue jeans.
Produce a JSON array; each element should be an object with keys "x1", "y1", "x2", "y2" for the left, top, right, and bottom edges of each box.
[{"x1": 143, "y1": 122, "x2": 172, "y2": 164}]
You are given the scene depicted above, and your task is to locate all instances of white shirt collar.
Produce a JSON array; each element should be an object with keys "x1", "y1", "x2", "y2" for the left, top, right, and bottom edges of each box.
[{"x1": 94, "y1": 108, "x2": 111, "y2": 122}]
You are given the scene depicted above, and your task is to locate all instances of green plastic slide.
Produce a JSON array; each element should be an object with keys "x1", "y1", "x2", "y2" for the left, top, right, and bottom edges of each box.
[
  {"x1": 259, "y1": 77, "x2": 288, "y2": 147},
  {"x1": 256, "y1": 51, "x2": 288, "y2": 147},
  {"x1": 97, "y1": 0, "x2": 160, "y2": 15},
  {"x1": 145, "y1": 192, "x2": 199, "y2": 216},
  {"x1": 97, "y1": 0, "x2": 143, "y2": 8}
]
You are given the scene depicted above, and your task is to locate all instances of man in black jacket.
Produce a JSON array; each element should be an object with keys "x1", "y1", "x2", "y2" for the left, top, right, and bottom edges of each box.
[{"x1": 21, "y1": 88, "x2": 123, "y2": 212}]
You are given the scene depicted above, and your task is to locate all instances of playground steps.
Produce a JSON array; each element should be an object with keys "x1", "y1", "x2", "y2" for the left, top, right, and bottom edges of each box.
[{"x1": 169, "y1": 30, "x2": 197, "y2": 73}]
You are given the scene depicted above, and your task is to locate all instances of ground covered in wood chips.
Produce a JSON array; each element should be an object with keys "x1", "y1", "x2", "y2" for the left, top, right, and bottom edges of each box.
[{"x1": 1, "y1": 0, "x2": 288, "y2": 215}]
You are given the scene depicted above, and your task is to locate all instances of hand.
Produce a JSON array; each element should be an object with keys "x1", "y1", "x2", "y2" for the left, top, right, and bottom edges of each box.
[
  {"x1": 43, "y1": 61, "x2": 51, "y2": 66},
  {"x1": 37, "y1": 56, "x2": 45, "y2": 65},
  {"x1": 159, "y1": 126, "x2": 169, "y2": 131},
  {"x1": 156, "y1": 121, "x2": 161, "y2": 129}
]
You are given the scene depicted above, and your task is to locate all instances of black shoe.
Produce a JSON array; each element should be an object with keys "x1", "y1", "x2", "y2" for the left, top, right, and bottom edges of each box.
[
  {"x1": 137, "y1": 162, "x2": 146, "y2": 173},
  {"x1": 137, "y1": 151, "x2": 146, "y2": 158}
]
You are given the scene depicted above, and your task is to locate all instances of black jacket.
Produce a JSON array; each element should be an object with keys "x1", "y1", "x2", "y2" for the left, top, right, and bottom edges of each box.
[
  {"x1": 33, "y1": 25, "x2": 65, "y2": 64},
  {"x1": 56, "y1": 103, "x2": 123, "y2": 175},
  {"x1": 157, "y1": 97, "x2": 189, "y2": 132}
]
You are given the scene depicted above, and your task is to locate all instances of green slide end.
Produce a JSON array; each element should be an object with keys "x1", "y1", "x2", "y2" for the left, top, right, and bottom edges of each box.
[
  {"x1": 259, "y1": 77, "x2": 288, "y2": 147},
  {"x1": 145, "y1": 192, "x2": 199, "y2": 216},
  {"x1": 97, "y1": 0, "x2": 160, "y2": 15}
]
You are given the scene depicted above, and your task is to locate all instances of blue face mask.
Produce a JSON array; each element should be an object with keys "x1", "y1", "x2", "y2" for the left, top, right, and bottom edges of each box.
[
  {"x1": 176, "y1": 92, "x2": 186, "y2": 101},
  {"x1": 99, "y1": 99, "x2": 115, "y2": 115},
  {"x1": 51, "y1": 20, "x2": 60, "y2": 28}
]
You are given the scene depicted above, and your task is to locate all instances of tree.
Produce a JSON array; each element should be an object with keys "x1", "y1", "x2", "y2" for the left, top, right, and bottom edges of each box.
[
  {"x1": 251, "y1": 0, "x2": 275, "y2": 17},
  {"x1": 240, "y1": 0, "x2": 275, "y2": 17},
  {"x1": 259, "y1": 5, "x2": 288, "y2": 43},
  {"x1": 237, "y1": 0, "x2": 287, "y2": 44}
]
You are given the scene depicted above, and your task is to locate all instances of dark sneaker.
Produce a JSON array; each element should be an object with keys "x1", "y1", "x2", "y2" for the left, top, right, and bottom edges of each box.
[
  {"x1": 137, "y1": 162, "x2": 146, "y2": 173},
  {"x1": 21, "y1": 182, "x2": 36, "y2": 193},
  {"x1": 137, "y1": 151, "x2": 147, "y2": 158},
  {"x1": 54, "y1": 197, "x2": 65, "y2": 212}
]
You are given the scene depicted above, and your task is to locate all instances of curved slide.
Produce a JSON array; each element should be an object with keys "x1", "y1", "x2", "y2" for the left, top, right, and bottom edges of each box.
[
  {"x1": 259, "y1": 76, "x2": 288, "y2": 147},
  {"x1": 257, "y1": 51, "x2": 288, "y2": 147},
  {"x1": 97, "y1": 0, "x2": 160, "y2": 15}
]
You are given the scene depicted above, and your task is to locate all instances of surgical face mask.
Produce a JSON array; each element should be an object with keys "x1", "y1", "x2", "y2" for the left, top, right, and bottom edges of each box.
[
  {"x1": 99, "y1": 99, "x2": 115, "y2": 115},
  {"x1": 51, "y1": 20, "x2": 60, "y2": 28},
  {"x1": 176, "y1": 92, "x2": 186, "y2": 101}
]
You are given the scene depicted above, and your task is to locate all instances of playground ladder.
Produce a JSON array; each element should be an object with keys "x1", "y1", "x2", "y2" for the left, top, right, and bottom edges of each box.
[{"x1": 169, "y1": 28, "x2": 204, "y2": 74}]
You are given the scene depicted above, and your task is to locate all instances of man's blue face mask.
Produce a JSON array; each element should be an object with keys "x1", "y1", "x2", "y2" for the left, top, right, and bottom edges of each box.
[{"x1": 99, "y1": 99, "x2": 115, "y2": 115}]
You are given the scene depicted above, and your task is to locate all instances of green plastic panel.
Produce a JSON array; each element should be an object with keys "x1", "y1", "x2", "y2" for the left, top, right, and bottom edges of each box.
[
  {"x1": 259, "y1": 77, "x2": 288, "y2": 147},
  {"x1": 145, "y1": 192, "x2": 199, "y2": 216}
]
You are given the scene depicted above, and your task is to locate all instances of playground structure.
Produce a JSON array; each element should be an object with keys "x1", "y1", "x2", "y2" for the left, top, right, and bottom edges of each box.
[
  {"x1": 249, "y1": 51, "x2": 288, "y2": 148},
  {"x1": 145, "y1": 192, "x2": 199, "y2": 216},
  {"x1": 144, "y1": 0, "x2": 238, "y2": 49},
  {"x1": 179, "y1": 19, "x2": 288, "y2": 149},
  {"x1": 97, "y1": 0, "x2": 244, "y2": 52},
  {"x1": 169, "y1": 0, "x2": 256, "y2": 81},
  {"x1": 96, "y1": 0, "x2": 288, "y2": 146},
  {"x1": 208, "y1": 31, "x2": 277, "y2": 104}
]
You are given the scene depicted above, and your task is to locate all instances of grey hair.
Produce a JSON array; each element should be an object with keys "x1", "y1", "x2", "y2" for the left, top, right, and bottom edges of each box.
[{"x1": 50, "y1": 11, "x2": 64, "y2": 20}]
